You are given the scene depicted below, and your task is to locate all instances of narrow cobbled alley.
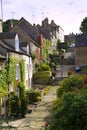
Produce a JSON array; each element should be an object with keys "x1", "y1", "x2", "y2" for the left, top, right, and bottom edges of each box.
[{"x1": 4, "y1": 86, "x2": 57, "y2": 130}]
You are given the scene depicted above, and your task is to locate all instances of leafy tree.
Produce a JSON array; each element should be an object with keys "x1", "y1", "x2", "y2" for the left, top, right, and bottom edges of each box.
[
  {"x1": 50, "y1": 90, "x2": 87, "y2": 130},
  {"x1": 50, "y1": 74, "x2": 87, "y2": 130},
  {"x1": 80, "y1": 17, "x2": 87, "y2": 33},
  {"x1": 57, "y1": 74, "x2": 85, "y2": 97},
  {"x1": 3, "y1": 19, "x2": 19, "y2": 32},
  {"x1": 57, "y1": 42, "x2": 68, "y2": 52}
]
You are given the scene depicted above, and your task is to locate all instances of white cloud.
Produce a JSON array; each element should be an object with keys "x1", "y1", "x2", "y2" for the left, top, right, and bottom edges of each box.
[
  {"x1": 64, "y1": 0, "x2": 74, "y2": 5},
  {"x1": 1, "y1": 0, "x2": 87, "y2": 34}
]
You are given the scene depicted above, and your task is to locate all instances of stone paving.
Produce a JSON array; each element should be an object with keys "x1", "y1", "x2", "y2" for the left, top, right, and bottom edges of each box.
[{"x1": 2, "y1": 86, "x2": 57, "y2": 130}]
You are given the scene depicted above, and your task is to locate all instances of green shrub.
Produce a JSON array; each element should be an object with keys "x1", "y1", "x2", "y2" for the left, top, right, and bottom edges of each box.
[
  {"x1": 50, "y1": 75, "x2": 87, "y2": 130},
  {"x1": 51, "y1": 97, "x2": 63, "y2": 112},
  {"x1": 50, "y1": 62, "x2": 56, "y2": 68},
  {"x1": 50, "y1": 89, "x2": 87, "y2": 130},
  {"x1": 34, "y1": 90, "x2": 41, "y2": 102},
  {"x1": 18, "y1": 82, "x2": 27, "y2": 117},
  {"x1": 67, "y1": 70, "x2": 74, "y2": 76},
  {"x1": 28, "y1": 90, "x2": 41, "y2": 104},
  {"x1": 33, "y1": 71, "x2": 51, "y2": 84},
  {"x1": 57, "y1": 74, "x2": 85, "y2": 97},
  {"x1": 81, "y1": 66, "x2": 87, "y2": 73},
  {"x1": 6, "y1": 94, "x2": 20, "y2": 117},
  {"x1": 29, "y1": 88, "x2": 35, "y2": 93},
  {"x1": 43, "y1": 86, "x2": 50, "y2": 95},
  {"x1": 38, "y1": 64, "x2": 50, "y2": 71},
  {"x1": 35, "y1": 63, "x2": 39, "y2": 69}
]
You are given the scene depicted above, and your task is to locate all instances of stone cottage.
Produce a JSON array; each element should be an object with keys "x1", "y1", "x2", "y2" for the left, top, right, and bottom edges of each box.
[{"x1": 0, "y1": 32, "x2": 33, "y2": 116}]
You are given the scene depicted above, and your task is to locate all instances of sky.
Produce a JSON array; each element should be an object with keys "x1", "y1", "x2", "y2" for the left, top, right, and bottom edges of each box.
[{"x1": 0, "y1": 0, "x2": 87, "y2": 35}]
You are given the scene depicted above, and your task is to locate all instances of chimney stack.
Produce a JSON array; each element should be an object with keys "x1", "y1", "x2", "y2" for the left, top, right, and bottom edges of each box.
[{"x1": 42, "y1": 17, "x2": 48, "y2": 28}]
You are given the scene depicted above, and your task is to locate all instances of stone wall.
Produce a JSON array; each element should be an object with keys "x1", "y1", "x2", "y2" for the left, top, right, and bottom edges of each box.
[{"x1": 75, "y1": 47, "x2": 87, "y2": 66}]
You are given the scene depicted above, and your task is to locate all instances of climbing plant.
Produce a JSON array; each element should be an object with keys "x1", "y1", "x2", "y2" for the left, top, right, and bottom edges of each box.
[
  {"x1": 41, "y1": 39, "x2": 51, "y2": 60},
  {"x1": 0, "y1": 69, "x2": 8, "y2": 97},
  {"x1": 18, "y1": 81, "x2": 27, "y2": 117},
  {"x1": 6, "y1": 57, "x2": 16, "y2": 84},
  {"x1": 32, "y1": 53, "x2": 37, "y2": 61},
  {"x1": 20, "y1": 59, "x2": 25, "y2": 82}
]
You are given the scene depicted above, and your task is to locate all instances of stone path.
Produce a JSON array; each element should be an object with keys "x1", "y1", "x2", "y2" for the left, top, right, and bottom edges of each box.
[
  {"x1": 3, "y1": 86, "x2": 57, "y2": 130},
  {"x1": 17, "y1": 86, "x2": 57, "y2": 130}
]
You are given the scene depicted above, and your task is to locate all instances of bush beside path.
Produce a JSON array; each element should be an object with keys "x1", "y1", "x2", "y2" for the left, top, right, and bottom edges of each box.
[{"x1": 6, "y1": 86, "x2": 57, "y2": 130}]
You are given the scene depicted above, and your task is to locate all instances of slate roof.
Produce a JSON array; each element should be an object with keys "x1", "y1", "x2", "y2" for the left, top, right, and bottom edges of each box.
[
  {"x1": 0, "y1": 32, "x2": 30, "y2": 58},
  {"x1": 0, "y1": 39, "x2": 14, "y2": 50},
  {"x1": 11, "y1": 17, "x2": 40, "y2": 47},
  {"x1": 19, "y1": 42, "x2": 27, "y2": 47},
  {"x1": 0, "y1": 46, "x2": 7, "y2": 56},
  {"x1": 36, "y1": 18, "x2": 62, "y2": 40},
  {"x1": 50, "y1": 21, "x2": 58, "y2": 28},
  {"x1": 0, "y1": 32, "x2": 17, "y2": 50},
  {"x1": 64, "y1": 33, "x2": 75, "y2": 43},
  {"x1": 37, "y1": 24, "x2": 51, "y2": 39},
  {"x1": 0, "y1": 32, "x2": 15, "y2": 57},
  {"x1": 75, "y1": 33, "x2": 87, "y2": 47},
  {"x1": 0, "y1": 32, "x2": 16, "y2": 39}
]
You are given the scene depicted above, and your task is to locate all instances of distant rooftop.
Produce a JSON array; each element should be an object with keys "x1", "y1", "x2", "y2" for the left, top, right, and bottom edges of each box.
[{"x1": 75, "y1": 33, "x2": 87, "y2": 47}]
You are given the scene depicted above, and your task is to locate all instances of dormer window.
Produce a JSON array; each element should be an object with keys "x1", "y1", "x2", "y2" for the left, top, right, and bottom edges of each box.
[
  {"x1": 15, "y1": 34, "x2": 19, "y2": 51},
  {"x1": 27, "y1": 45, "x2": 29, "y2": 54},
  {"x1": 20, "y1": 44, "x2": 29, "y2": 54}
]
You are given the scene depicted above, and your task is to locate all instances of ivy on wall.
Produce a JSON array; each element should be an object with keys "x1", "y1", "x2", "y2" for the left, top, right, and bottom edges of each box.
[
  {"x1": 18, "y1": 60, "x2": 27, "y2": 117},
  {"x1": 6, "y1": 57, "x2": 16, "y2": 84},
  {"x1": 20, "y1": 59, "x2": 25, "y2": 82},
  {"x1": 0, "y1": 69, "x2": 8, "y2": 97},
  {"x1": 0, "y1": 57, "x2": 17, "y2": 97},
  {"x1": 42, "y1": 39, "x2": 51, "y2": 60},
  {"x1": 32, "y1": 53, "x2": 37, "y2": 61},
  {"x1": 0, "y1": 57, "x2": 26, "y2": 98}
]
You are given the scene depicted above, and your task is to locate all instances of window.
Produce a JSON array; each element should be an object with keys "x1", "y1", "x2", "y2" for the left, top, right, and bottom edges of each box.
[
  {"x1": 16, "y1": 64, "x2": 20, "y2": 80},
  {"x1": 15, "y1": 34, "x2": 19, "y2": 51}
]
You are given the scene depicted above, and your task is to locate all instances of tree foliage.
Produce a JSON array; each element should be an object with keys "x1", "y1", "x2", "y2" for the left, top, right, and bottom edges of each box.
[
  {"x1": 50, "y1": 74, "x2": 87, "y2": 130},
  {"x1": 50, "y1": 90, "x2": 87, "y2": 130},
  {"x1": 57, "y1": 42, "x2": 68, "y2": 52},
  {"x1": 3, "y1": 19, "x2": 19, "y2": 32},
  {"x1": 80, "y1": 17, "x2": 87, "y2": 33},
  {"x1": 57, "y1": 74, "x2": 85, "y2": 97}
]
